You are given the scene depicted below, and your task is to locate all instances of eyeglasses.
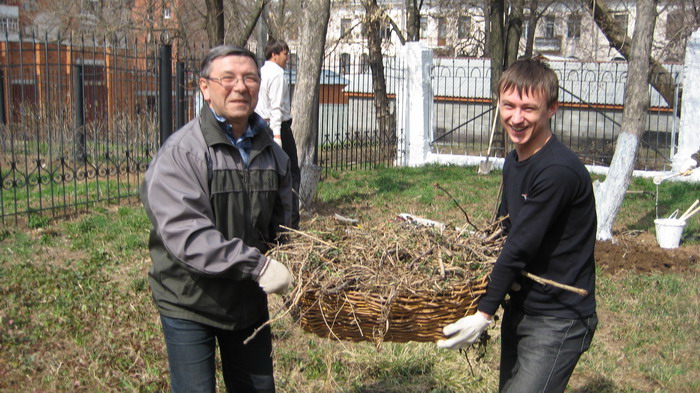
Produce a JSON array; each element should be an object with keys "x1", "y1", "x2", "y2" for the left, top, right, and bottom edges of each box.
[{"x1": 205, "y1": 75, "x2": 260, "y2": 89}]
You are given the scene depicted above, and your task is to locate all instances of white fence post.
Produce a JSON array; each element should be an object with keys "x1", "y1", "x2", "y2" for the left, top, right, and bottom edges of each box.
[
  {"x1": 673, "y1": 28, "x2": 700, "y2": 177},
  {"x1": 396, "y1": 43, "x2": 433, "y2": 167}
]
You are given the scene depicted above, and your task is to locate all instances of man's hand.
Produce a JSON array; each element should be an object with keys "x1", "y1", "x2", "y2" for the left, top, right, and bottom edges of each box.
[
  {"x1": 436, "y1": 312, "x2": 492, "y2": 350},
  {"x1": 256, "y1": 258, "x2": 292, "y2": 294},
  {"x1": 274, "y1": 135, "x2": 283, "y2": 147}
]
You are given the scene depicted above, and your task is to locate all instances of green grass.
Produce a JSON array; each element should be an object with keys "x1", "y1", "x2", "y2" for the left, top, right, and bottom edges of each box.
[
  {"x1": 1, "y1": 177, "x2": 142, "y2": 222},
  {"x1": 317, "y1": 165, "x2": 502, "y2": 227},
  {"x1": 0, "y1": 166, "x2": 698, "y2": 392}
]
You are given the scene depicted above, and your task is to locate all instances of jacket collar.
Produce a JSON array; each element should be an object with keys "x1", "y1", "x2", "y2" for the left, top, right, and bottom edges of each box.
[{"x1": 199, "y1": 105, "x2": 274, "y2": 153}]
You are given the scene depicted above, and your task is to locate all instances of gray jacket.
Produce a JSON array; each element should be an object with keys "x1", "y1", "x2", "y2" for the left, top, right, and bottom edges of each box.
[{"x1": 141, "y1": 106, "x2": 293, "y2": 330}]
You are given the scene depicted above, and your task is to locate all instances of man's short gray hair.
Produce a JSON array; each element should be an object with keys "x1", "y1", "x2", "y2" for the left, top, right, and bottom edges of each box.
[{"x1": 199, "y1": 45, "x2": 259, "y2": 78}]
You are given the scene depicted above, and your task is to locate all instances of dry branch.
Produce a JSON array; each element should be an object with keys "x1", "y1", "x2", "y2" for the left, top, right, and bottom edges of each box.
[{"x1": 267, "y1": 214, "x2": 504, "y2": 344}]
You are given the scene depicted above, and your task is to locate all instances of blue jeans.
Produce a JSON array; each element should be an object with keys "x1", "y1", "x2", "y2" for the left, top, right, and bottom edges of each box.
[
  {"x1": 499, "y1": 305, "x2": 597, "y2": 393},
  {"x1": 160, "y1": 314, "x2": 275, "y2": 393}
]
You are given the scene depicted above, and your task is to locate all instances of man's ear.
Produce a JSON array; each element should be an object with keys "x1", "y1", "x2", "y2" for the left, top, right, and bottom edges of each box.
[
  {"x1": 199, "y1": 78, "x2": 210, "y2": 102},
  {"x1": 548, "y1": 102, "x2": 559, "y2": 118}
]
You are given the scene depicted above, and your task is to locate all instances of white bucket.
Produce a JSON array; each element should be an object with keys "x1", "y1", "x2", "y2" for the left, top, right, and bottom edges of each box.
[{"x1": 654, "y1": 218, "x2": 686, "y2": 249}]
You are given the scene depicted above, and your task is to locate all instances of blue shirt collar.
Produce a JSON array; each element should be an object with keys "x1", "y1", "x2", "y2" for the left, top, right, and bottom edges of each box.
[{"x1": 209, "y1": 108, "x2": 257, "y2": 167}]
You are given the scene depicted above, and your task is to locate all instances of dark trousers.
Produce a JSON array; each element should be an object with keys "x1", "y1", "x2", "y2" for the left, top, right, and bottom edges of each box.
[
  {"x1": 281, "y1": 119, "x2": 300, "y2": 229},
  {"x1": 499, "y1": 305, "x2": 597, "y2": 393},
  {"x1": 160, "y1": 314, "x2": 275, "y2": 393}
]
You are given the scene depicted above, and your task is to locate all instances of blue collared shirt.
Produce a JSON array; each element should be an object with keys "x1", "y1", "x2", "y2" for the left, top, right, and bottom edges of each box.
[{"x1": 210, "y1": 109, "x2": 257, "y2": 167}]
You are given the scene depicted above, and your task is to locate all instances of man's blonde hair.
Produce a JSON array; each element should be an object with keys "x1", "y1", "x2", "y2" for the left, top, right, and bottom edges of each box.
[{"x1": 497, "y1": 59, "x2": 559, "y2": 107}]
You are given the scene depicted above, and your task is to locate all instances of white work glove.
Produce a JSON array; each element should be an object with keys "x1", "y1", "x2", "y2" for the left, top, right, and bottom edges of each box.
[
  {"x1": 256, "y1": 258, "x2": 292, "y2": 294},
  {"x1": 436, "y1": 313, "x2": 492, "y2": 350}
]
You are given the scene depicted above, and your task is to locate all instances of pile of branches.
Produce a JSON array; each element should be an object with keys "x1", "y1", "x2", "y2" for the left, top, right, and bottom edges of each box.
[
  {"x1": 257, "y1": 213, "x2": 506, "y2": 345},
  {"x1": 270, "y1": 214, "x2": 505, "y2": 296}
]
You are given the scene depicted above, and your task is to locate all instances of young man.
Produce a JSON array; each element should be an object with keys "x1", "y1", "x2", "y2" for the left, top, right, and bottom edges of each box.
[
  {"x1": 438, "y1": 59, "x2": 597, "y2": 393},
  {"x1": 255, "y1": 38, "x2": 301, "y2": 229},
  {"x1": 141, "y1": 45, "x2": 294, "y2": 393}
]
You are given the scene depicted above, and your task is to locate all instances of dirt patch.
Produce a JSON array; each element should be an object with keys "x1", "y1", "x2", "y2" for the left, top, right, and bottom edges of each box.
[{"x1": 596, "y1": 232, "x2": 700, "y2": 274}]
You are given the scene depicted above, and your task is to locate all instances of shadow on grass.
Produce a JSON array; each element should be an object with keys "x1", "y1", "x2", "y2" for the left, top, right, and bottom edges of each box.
[
  {"x1": 372, "y1": 173, "x2": 412, "y2": 195},
  {"x1": 570, "y1": 376, "x2": 617, "y2": 393},
  {"x1": 347, "y1": 362, "x2": 455, "y2": 393}
]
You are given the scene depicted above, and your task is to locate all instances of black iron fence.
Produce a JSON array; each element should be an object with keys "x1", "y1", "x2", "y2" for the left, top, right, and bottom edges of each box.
[
  {"x1": 0, "y1": 33, "x2": 200, "y2": 226},
  {"x1": 431, "y1": 58, "x2": 683, "y2": 171},
  {"x1": 0, "y1": 33, "x2": 686, "y2": 225},
  {"x1": 313, "y1": 54, "x2": 406, "y2": 176}
]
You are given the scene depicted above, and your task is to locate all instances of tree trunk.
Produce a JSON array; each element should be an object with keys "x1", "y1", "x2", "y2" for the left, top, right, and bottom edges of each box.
[
  {"x1": 505, "y1": 0, "x2": 524, "y2": 67},
  {"x1": 229, "y1": 0, "x2": 265, "y2": 47},
  {"x1": 204, "y1": 0, "x2": 224, "y2": 46},
  {"x1": 594, "y1": 0, "x2": 658, "y2": 241},
  {"x1": 489, "y1": 0, "x2": 506, "y2": 156},
  {"x1": 291, "y1": 0, "x2": 331, "y2": 208},
  {"x1": 405, "y1": 0, "x2": 420, "y2": 41},
  {"x1": 363, "y1": 0, "x2": 396, "y2": 150},
  {"x1": 483, "y1": 0, "x2": 491, "y2": 57},
  {"x1": 524, "y1": 0, "x2": 539, "y2": 58},
  {"x1": 587, "y1": 0, "x2": 676, "y2": 107},
  {"x1": 489, "y1": 0, "x2": 505, "y2": 99}
]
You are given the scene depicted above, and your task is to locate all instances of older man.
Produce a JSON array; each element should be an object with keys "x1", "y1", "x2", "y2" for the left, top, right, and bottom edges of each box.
[{"x1": 141, "y1": 45, "x2": 293, "y2": 393}]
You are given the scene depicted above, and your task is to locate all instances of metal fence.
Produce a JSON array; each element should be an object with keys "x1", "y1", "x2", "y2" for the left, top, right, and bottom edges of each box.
[
  {"x1": 0, "y1": 33, "x2": 200, "y2": 226},
  {"x1": 0, "y1": 33, "x2": 685, "y2": 225},
  {"x1": 430, "y1": 58, "x2": 684, "y2": 171},
  {"x1": 314, "y1": 54, "x2": 406, "y2": 175}
]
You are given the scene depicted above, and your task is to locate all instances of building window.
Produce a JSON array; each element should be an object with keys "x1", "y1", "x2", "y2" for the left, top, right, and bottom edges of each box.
[
  {"x1": 0, "y1": 17, "x2": 19, "y2": 33},
  {"x1": 544, "y1": 15, "x2": 555, "y2": 38},
  {"x1": 339, "y1": 53, "x2": 350, "y2": 75},
  {"x1": 437, "y1": 17, "x2": 447, "y2": 46},
  {"x1": 567, "y1": 14, "x2": 581, "y2": 38},
  {"x1": 458, "y1": 16, "x2": 471, "y2": 39},
  {"x1": 612, "y1": 12, "x2": 629, "y2": 36},
  {"x1": 380, "y1": 23, "x2": 392, "y2": 40},
  {"x1": 666, "y1": 10, "x2": 684, "y2": 40},
  {"x1": 163, "y1": 7, "x2": 172, "y2": 20},
  {"x1": 10, "y1": 79, "x2": 37, "y2": 120},
  {"x1": 360, "y1": 53, "x2": 369, "y2": 73},
  {"x1": 341, "y1": 18, "x2": 352, "y2": 38},
  {"x1": 419, "y1": 16, "x2": 428, "y2": 39}
]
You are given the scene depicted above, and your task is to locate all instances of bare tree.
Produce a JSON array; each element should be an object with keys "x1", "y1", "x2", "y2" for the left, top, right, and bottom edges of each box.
[
  {"x1": 405, "y1": 0, "x2": 421, "y2": 41},
  {"x1": 203, "y1": 0, "x2": 225, "y2": 46},
  {"x1": 506, "y1": 0, "x2": 525, "y2": 66},
  {"x1": 522, "y1": 0, "x2": 558, "y2": 58},
  {"x1": 262, "y1": 0, "x2": 296, "y2": 42},
  {"x1": 490, "y1": 0, "x2": 506, "y2": 97},
  {"x1": 28, "y1": 0, "x2": 132, "y2": 40},
  {"x1": 586, "y1": 0, "x2": 676, "y2": 107},
  {"x1": 291, "y1": 0, "x2": 331, "y2": 208},
  {"x1": 652, "y1": 0, "x2": 700, "y2": 62},
  {"x1": 594, "y1": 0, "x2": 658, "y2": 241},
  {"x1": 362, "y1": 0, "x2": 397, "y2": 150},
  {"x1": 226, "y1": 0, "x2": 266, "y2": 46},
  {"x1": 489, "y1": 0, "x2": 526, "y2": 94}
]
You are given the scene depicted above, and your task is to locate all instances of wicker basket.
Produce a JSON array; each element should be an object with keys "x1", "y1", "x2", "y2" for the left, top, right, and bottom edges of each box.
[{"x1": 296, "y1": 278, "x2": 488, "y2": 343}]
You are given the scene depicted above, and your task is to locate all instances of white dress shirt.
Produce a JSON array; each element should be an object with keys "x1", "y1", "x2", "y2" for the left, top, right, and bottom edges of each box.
[{"x1": 255, "y1": 61, "x2": 292, "y2": 140}]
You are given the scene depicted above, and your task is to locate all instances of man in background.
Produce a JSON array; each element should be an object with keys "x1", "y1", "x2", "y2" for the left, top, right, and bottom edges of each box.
[{"x1": 256, "y1": 38, "x2": 301, "y2": 229}]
